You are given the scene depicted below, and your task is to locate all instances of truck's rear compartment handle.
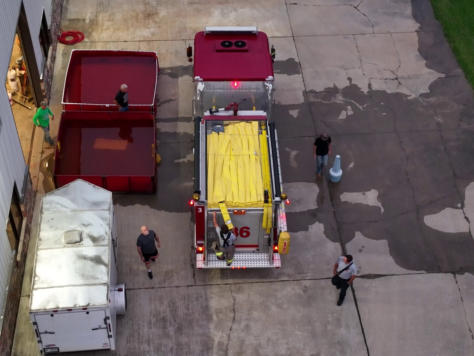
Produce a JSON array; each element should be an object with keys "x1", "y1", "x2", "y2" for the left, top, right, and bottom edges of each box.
[
  {"x1": 91, "y1": 326, "x2": 107, "y2": 331},
  {"x1": 40, "y1": 330, "x2": 55, "y2": 335}
]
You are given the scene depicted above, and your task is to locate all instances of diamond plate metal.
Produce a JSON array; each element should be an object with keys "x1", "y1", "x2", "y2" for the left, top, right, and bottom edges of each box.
[{"x1": 198, "y1": 252, "x2": 281, "y2": 269}]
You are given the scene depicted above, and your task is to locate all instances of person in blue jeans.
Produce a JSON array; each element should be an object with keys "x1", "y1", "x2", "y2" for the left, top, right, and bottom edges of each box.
[
  {"x1": 33, "y1": 100, "x2": 54, "y2": 145},
  {"x1": 313, "y1": 133, "x2": 331, "y2": 177}
]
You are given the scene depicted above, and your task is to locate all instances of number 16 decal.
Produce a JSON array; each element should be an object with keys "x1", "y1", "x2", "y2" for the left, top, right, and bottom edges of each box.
[{"x1": 233, "y1": 226, "x2": 250, "y2": 238}]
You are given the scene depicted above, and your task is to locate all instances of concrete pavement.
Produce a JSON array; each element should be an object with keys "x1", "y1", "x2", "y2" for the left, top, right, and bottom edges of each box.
[{"x1": 12, "y1": 0, "x2": 474, "y2": 355}]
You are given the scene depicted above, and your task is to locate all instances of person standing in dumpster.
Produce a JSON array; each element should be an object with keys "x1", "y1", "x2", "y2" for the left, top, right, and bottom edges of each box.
[
  {"x1": 136, "y1": 225, "x2": 161, "y2": 279},
  {"x1": 313, "y1": 133, "x2": 331, "y2": 177},
  {"x1": 212, "y1": 212, "x2": 236, "y2": 266},
  {"x1": 114, "y1": 83, "x2": 129, "y2": 112},
  {"x1": 33, "y1": 100, "x2": 54, "y2": 145},
  {"x1": 331, "y1": 254, "x2": 358, "y2": 306}
]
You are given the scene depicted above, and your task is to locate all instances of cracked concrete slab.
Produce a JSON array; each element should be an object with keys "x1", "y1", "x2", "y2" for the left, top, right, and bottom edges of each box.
[
  {"x1": 346, "y1": 231, "x2": 416, "y2": 275},
  {"x1": 284, "y1": 182, "x2": 319, "y2": 212},
  {"x1": 455, "y1": 274, "x2": 474, "y2": 340},
  {"x1": 424, "y1": 208, "x2": 469, "y2": 234},
  {"x1": 355, "y1": 34, "x2": 400, "y2": 79},
  {"x1": 278, "y1": 220, "x2": 342, "y2": 278},
  {"x1": 297, "y1": 32, "x2": 443, "y2": 96},
  {"x1": 423, "y1": 181, "x2": 474, "y2": 236},
  {"x1": 226, "y1": 280, "x2": 367, "y2": 355},
  {"x1": 110, "y1": 280, "x2": 366, "y2": 356},
  {"x1": 157, "y1": 120, "x2": 194, "y2": 135},
  {"x1": 358, "y1": 0, "x2": 419, "y2": 33},
  {"x1": 62, "y1": 0, "x2": 293, "y2": 41},
  {"x1": 114, "y1": 204, "x2": 194, "y2": 288},
  {"x1": 357, "y1": 274, "x2": 474, "y2": 356},
  {"x1": 340, "y1": 189, "x2": 384, "y2": 214},
  {"x1": 271, "y1": 37, "x2": 306, "y2": 105},
  {"x1": 296, "y1": 35, "x2": 367, "y2": 92},
  {"x1": 464, "y1": 182, "x2": 474, "y2": 234},
  {"x1": 287, "y1": 3, "x2": 373, "y2": 36}
]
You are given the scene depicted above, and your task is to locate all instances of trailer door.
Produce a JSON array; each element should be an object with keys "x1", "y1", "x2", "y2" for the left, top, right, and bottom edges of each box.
[{"x1": 35, "y1": 310, "x2": 111, "y2": 353}]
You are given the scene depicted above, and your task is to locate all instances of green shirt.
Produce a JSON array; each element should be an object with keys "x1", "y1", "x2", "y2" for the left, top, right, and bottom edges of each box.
[{"x1": 33, "y1": 107, "x2": 53, "y2": 127}]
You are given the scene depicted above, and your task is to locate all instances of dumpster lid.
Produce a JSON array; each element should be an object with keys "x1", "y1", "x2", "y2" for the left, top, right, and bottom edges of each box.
[{"x1": 30, "y1": 180, "x2": 113, "y2": 311}]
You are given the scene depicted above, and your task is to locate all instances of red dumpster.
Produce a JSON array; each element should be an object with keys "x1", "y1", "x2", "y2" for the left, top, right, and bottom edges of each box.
[
  {"x1": 55, "y1": 50, "x2": 159, "y2": 193},
  {"x1": 54, "y1": 111, "x2": 156, "y2": 193},
  {"x1": 61, "y1": 50, "x2": 159, "y2": 112}
]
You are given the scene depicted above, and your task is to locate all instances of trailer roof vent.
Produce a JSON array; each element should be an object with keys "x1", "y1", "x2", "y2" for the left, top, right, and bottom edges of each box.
[
  {"x1": 63, "y1": 230, "x2": 83, "y2": 244},
  {"x1": 234, "y1": 40, "x2": 247, "y2": 48},
  {"x1": 221, "y1": 40, "x2": 233, "y2": 48}
]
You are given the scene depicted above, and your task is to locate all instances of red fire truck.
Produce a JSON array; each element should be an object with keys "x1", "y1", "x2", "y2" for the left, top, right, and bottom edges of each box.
[{"x1": 189, "y1": 27, "x2": 290, "y2": 269}]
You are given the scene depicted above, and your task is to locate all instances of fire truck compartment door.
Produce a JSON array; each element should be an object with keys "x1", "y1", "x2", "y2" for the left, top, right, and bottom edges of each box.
[
  {"x1": 212, "y1": 210, "x2": 264, "y2": 250},
  {"x1": 35, "y1": 310, "x2": 110, "y2": 352}
]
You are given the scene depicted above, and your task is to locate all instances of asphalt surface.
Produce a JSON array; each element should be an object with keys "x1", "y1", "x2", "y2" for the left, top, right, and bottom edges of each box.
[{"x1": 12, "y1": 0, "x2": 474, "y2": 355}]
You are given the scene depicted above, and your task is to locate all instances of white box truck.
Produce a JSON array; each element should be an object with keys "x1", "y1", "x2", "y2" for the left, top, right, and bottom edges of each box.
[{"x1": 29, "y1": 179, "x2": 125, "y2": 354}]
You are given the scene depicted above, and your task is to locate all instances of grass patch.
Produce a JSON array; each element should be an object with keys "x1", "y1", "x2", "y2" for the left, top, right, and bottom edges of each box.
[{"x1": 431, "y1": 0, "x2": 474, "y2": 87}]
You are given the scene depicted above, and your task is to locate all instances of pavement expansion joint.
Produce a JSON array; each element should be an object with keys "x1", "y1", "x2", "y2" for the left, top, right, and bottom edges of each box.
[
  {"x1": 453, "y1": 274, "x2": 474, "y2": 340},
  {"x1": 352, "y1": 1, "x2": 375, "y2": 34},
  {"x1": 126, "y1": 276, "x2": 338, "y2": 292},
  {"x1": 225, "y1": 286, "x2": 236, "y2": 355},
  {"x1": 350, "y1": 284, "x2": 371, "y2": 356}
]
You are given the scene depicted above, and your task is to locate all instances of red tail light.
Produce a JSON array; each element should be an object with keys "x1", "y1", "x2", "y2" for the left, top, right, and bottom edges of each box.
[
  {"x1": 231, "y1": 81, "x2": 241, "y2": 89},
  {"x1": 273, "y1": 245, "x2": 279, "y2": 252},
  {"x1": 196, "y1": 246, "x2": 204, "y2": 253},
  {"x1": 285, "y1": 199, "x2": 291, "y2": 205},
  {"x1": 188, "y1": 199, "x2": 195, "y2": 207}
]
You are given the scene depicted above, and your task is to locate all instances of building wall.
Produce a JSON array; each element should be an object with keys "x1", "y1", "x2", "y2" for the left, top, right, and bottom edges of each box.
[
  {"x1": 24, "y1": 0, "x2": 53, "y2": 72},
  {"x1": 0, "y1": 0, "x2": 53, "y2": 334}
]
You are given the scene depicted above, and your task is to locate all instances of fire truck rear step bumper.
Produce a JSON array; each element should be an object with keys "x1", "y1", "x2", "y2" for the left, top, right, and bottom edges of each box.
[{"x1": 197, "y1": 252, "x2": 281, "y2": 269}]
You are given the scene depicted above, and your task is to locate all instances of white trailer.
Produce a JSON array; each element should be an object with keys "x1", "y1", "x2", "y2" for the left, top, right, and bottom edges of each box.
[{"x1": 29, "y1": 179, "x2": 126, "y2": 354}]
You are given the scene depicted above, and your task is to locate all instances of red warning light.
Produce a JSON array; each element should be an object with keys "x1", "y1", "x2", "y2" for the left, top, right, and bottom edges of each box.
[
  {"x1": 273, "y1": 245, "x2": 279, "y2": 252},
  {"x1": 197, "y1": 246, "x2": 204, "y2": 253},
  {"x1": 285, "y1": 199, "x2": 291, "y2": 206},
  {"x1": 188, "y1": 199, "x2": 195, "y2": 207},
  {"x1": 231, "y1": 81, "x2": 241, "y2": 89}
]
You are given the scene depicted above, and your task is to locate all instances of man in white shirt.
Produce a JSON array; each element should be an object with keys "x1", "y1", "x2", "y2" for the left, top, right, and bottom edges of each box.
[{"x1": 332, "y1": 254, "x2": 358, "y2": 306}]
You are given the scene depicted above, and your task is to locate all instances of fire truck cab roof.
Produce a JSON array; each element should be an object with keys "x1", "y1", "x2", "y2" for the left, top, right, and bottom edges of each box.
[{"x1": 193, "y1": 27, "x2": 274, "y2": 81}]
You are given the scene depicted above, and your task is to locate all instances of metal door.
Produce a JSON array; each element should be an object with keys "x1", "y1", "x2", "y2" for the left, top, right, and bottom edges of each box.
[
  {"x1": 210, "y1": 209, "x2": 265, "y2": 250},
  {"x1": 34, "y1": 310, "x2": 111, "y2": 353}
]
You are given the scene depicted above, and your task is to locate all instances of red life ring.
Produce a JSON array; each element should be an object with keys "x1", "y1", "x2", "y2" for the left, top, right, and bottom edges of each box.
[{"x1": 58, "y1": 31, "x2": 85, "y2": 45}]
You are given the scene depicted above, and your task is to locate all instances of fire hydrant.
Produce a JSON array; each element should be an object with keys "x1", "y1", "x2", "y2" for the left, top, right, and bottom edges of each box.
[{"x1": 329, "y1": 155, "x2": 343, "y2": 183}]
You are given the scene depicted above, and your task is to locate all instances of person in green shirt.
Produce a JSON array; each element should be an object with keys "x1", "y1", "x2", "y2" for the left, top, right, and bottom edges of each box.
[{"x1": 33, "y1": 100, "x2": 54, "y2": 145}]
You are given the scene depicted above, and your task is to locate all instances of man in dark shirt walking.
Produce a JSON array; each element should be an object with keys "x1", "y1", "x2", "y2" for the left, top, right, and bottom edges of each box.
[
  {"x1": 114, "y1": 83, "x2": 129, "y2": 112},
  {"x1": 313, "y1": 133, "x2": 331, "y2": 177},
  {"x1": 136, "y1": 225, "x2": 161, "y2": 279}
]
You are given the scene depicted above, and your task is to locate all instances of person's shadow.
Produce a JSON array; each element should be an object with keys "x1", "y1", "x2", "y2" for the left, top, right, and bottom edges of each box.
[{"x1": 119, "y1": 126, "x2": 133, "y2": 143}]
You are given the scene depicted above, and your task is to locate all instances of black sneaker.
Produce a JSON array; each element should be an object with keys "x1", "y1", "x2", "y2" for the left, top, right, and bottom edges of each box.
[
  {"x1": 148, "y1": 271, "x2": 153, "y2": 279},
  {"x1": 337, "y1": 299, "x2": 343, "y2": 306}
]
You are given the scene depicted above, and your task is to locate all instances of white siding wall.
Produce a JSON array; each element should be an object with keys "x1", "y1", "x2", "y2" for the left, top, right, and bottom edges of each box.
[
  {"x1": 0, "y1": 0, "x2": 53, "y2": 325},
  {"x1": 24, "y1": 0, "x2": 53, "y2": 73},
  {"x1": 0, "y1": 0, "x2": 21, "y2": 83}
]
